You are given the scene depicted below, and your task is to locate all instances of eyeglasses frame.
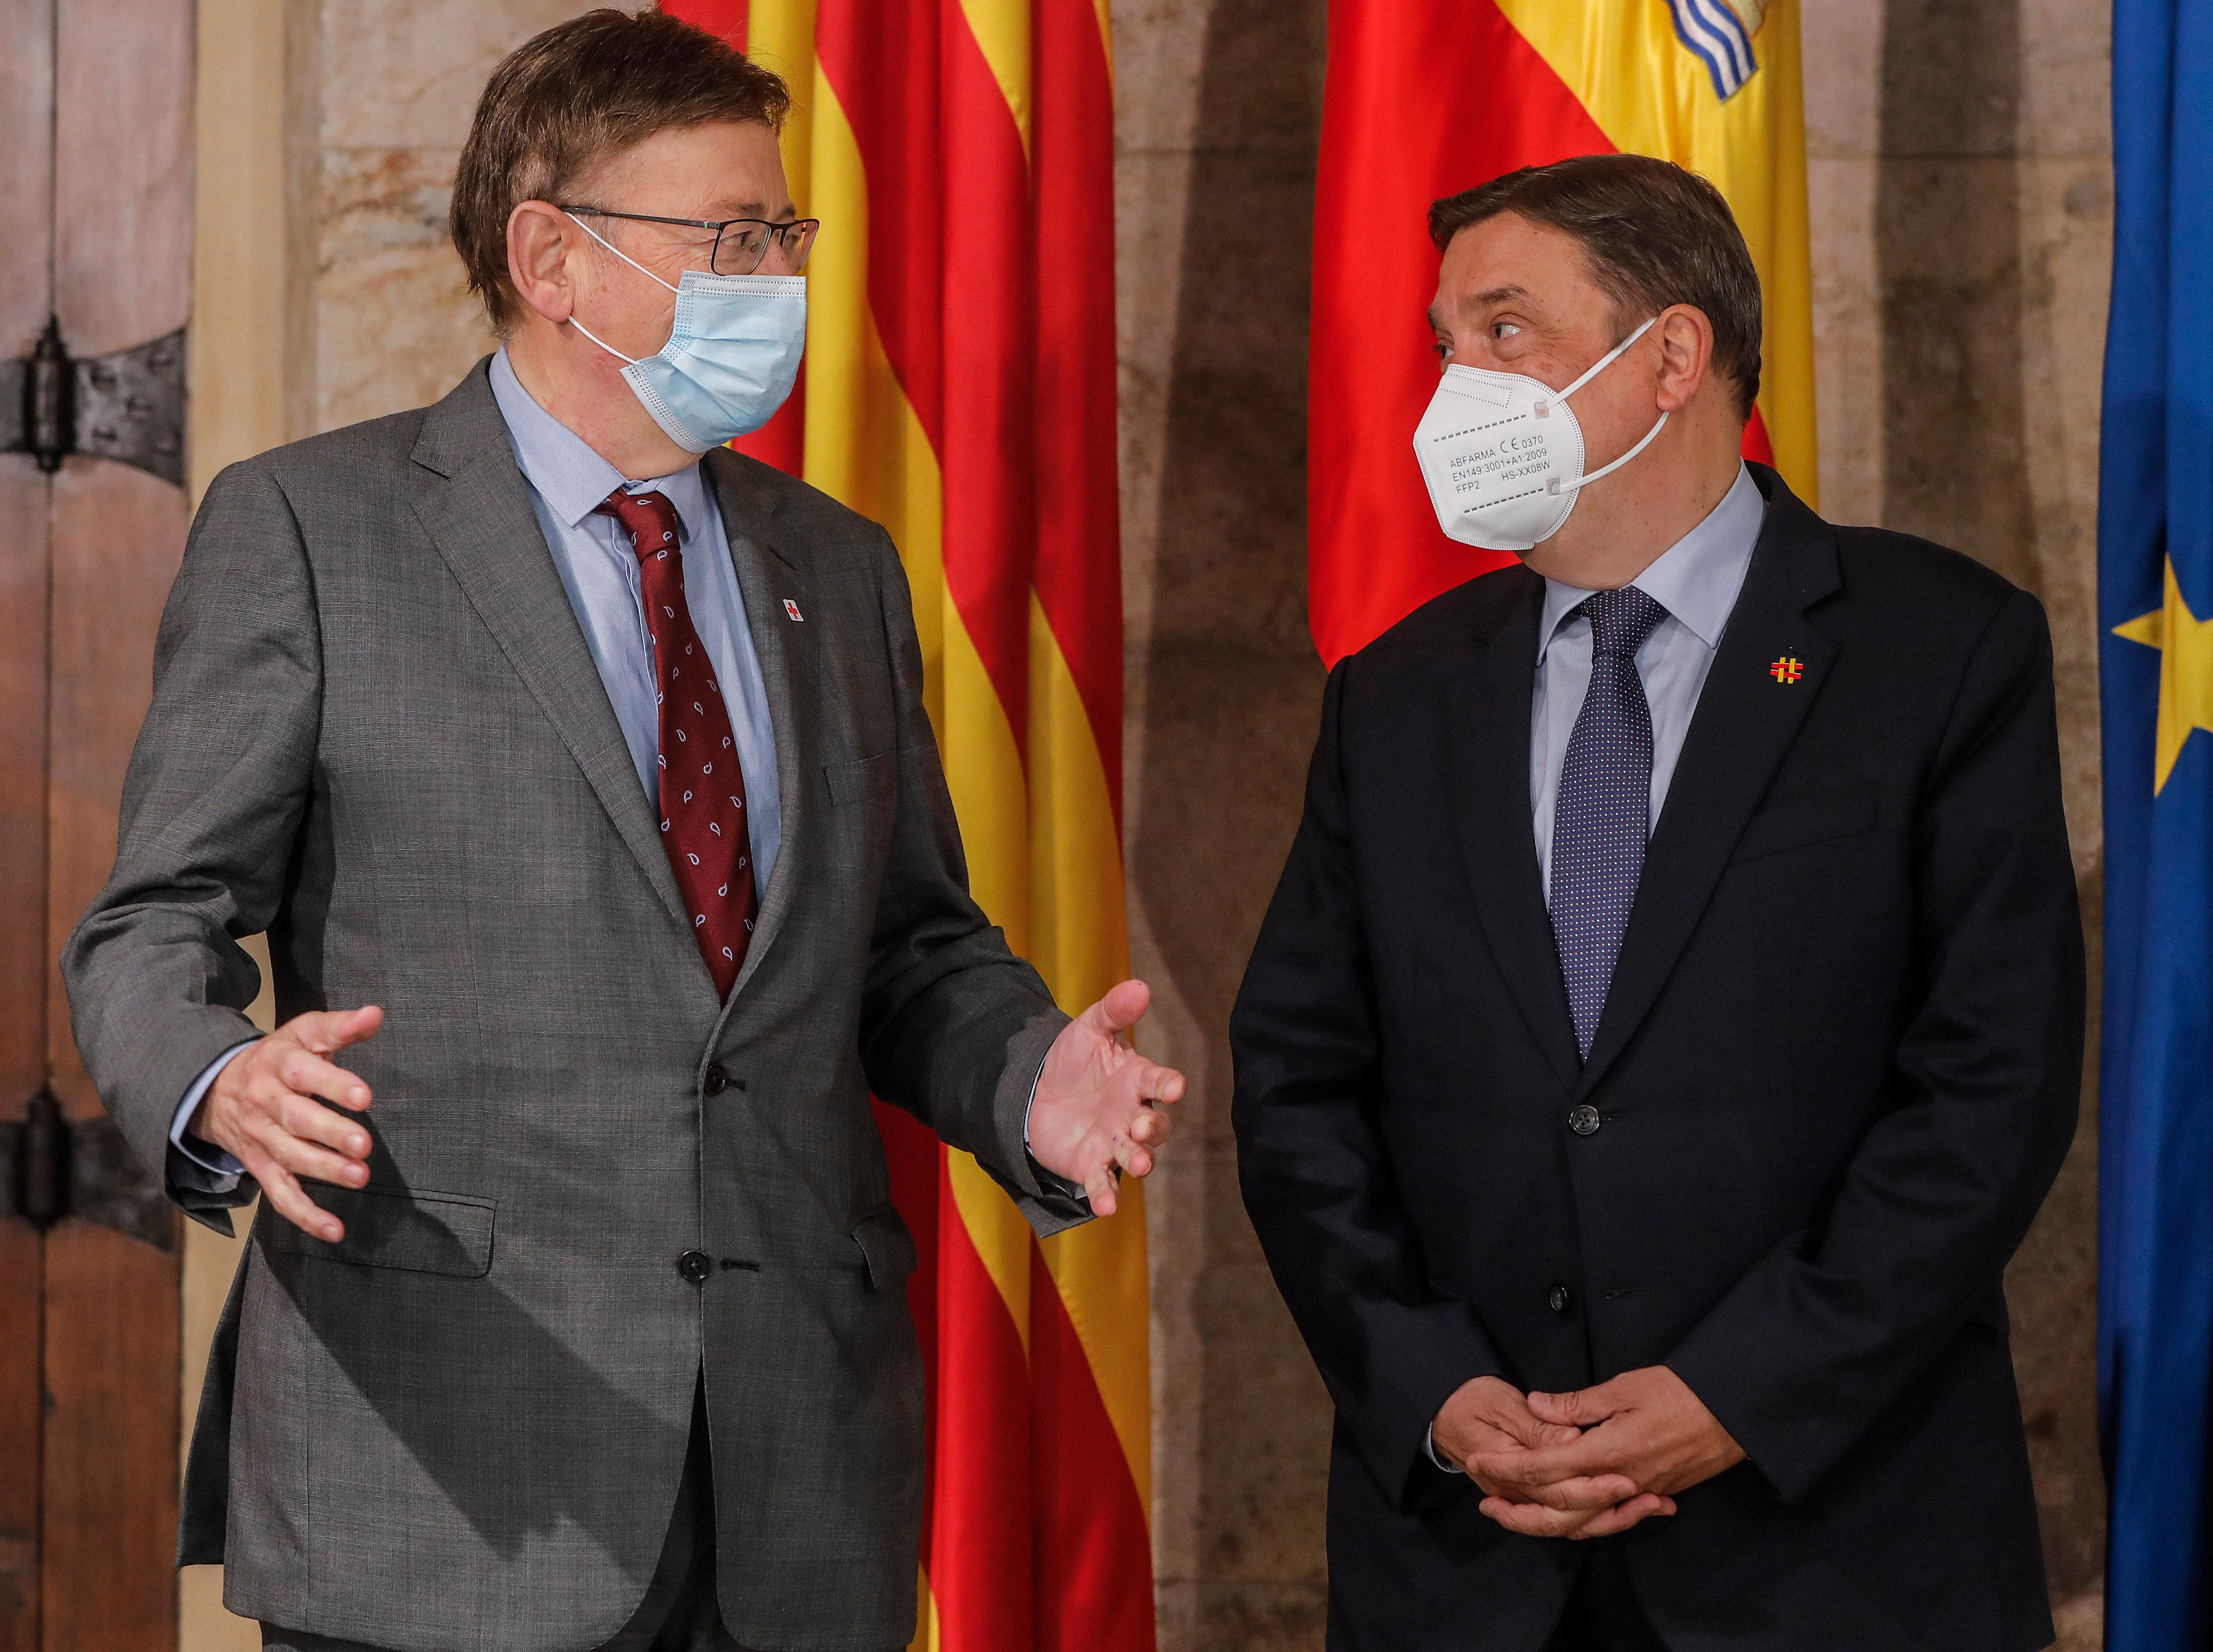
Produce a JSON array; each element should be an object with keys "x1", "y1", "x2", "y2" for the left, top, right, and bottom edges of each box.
[{"x1": 556, "y1": 205, "x2": 820, "y2": 275}]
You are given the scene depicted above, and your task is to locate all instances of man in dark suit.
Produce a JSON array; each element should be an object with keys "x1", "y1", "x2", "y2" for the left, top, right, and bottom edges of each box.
[{"x1": 1231, "y1": 154, "x2": 2081, "y2": 1651}]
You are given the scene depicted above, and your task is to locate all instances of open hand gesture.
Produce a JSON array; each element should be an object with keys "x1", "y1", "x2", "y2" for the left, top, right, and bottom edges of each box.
[
  {"x1": 1025, "y1": 980, "x2": 1186, "y2": 1215},
  {"x1": 187, "y1": 1006, "x2": 383, "y2": 1242}
]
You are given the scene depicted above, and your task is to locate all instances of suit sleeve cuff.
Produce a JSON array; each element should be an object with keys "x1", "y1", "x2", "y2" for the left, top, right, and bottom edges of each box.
[
  {"x1": 980, "y1": 1010, "x2": 1092, "y2": 1239},
  {"x1": 169, "y1": 1041, "x2": 255, "y2": 1184},
  {"x1": 1425, "y1": 1422, "x2": 1464, "y2": 1474}
]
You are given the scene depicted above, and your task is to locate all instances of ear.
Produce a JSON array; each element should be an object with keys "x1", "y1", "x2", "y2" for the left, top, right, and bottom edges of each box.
[
  {"x1": 1651, "y1": 303, "x2": 1713, "y2": 414},
  {"x1": 507, "y1": 200, "x2": 579, "y2": 326}
]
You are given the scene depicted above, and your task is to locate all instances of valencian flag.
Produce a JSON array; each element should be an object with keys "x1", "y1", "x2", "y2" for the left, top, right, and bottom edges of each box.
[
  {"x1": 1308, "y1": 0, "x2": 1816, "y2": 663},
  {"x1": 661, "y1": 2, "x2": 1151, "y2": 1648},
  {"x1": 2098, "y1": 0, "x2": 2213, "y2": 1646}
]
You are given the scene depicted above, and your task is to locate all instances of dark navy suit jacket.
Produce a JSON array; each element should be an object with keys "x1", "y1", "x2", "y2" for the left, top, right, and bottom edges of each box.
[{"x1": 1232, "y1": 467, "x2": 2082, "y2": 1652}]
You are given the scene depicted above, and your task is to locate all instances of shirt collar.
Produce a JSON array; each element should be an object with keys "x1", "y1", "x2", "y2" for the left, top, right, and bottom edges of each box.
[
  {"x1": 1536, "y1": 463, "x2": 1766, "y2": 661},
  {"x1": 489, "y1": 346, "x2": 713, "y2": 543}
]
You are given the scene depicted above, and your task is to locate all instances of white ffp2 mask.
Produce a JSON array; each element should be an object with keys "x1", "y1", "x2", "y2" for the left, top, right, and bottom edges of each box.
[{"x1": 1412, "y1": 316, "x2": 1669, "y2": 552}]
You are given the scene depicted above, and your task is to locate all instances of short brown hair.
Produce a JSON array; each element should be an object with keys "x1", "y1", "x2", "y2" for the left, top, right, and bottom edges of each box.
[
  {"x1": 452, "y1": 8, "x2": 790, "y2": 332},
  {"x1": 1429, "y1": 155, "x2": 1762, "y2": 416}
]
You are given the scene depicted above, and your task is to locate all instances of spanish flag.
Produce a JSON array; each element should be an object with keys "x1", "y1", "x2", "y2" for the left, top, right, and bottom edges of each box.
[
  {"x1": 1307, "y1": 0, "x2": 1816, "y2": 665},
  {"x1": 663, "y1": 4, "x2": 1151, "y2": 1649}
]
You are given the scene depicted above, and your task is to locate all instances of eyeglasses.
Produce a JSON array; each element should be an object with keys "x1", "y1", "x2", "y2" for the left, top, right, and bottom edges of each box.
[{"x1": 558, "y1": 206, "x2": 820, "y2": 275}]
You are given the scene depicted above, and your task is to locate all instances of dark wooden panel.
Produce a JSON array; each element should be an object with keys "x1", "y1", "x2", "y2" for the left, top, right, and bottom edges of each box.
[
  {"x1": 41, "y1": 1, "x2": 196, "y2": 1648},
  {"x1": 44, "y1": 464, "x2": 191, "y2": 1121},
  {"x1": 0, "y1": 1221, "x2": 42, "y2": 1652},
  {"x1": 0, "y1": 453, "x2": 53, "y2": 1652},
  {"x1": 0, "y1": 0, "x2": 57, "y2": 1643},
  {"x1": 45, "y1": 0, "x2": 196, "y2": 1118},
  {"x1": 40, "y1": 1226, "x2": 180, "y2": 1652},
  {"x1": 51, "y1": 0, "x2": 194, "y2": 359}
]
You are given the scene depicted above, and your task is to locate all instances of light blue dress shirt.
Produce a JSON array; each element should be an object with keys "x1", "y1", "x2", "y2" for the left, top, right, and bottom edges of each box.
[
  {"x1": 1427, "y1": 463, "x2": 1764, "y2": 1472},
  {"x1": 169, "y1": 349, "x2": 785, "y2": 1185},
  {"x1": 1529, "y1": 463, "x2": 1765, "y2": 900}
]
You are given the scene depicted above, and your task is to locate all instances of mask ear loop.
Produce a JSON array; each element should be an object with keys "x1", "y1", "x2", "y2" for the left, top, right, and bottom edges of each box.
[
  {"x1": 562, "y1": 210, "x2": 680, "y2": 365},
  {"x1": 1531, "y1": 313, "x2": 1663, "y2": 420},
  {"x1": 1528, "y1": 312, "x2": 1669, "y2": 494},
  {"x1": 1547, "y1": 410, "x2": 1670, "y2": 495}
]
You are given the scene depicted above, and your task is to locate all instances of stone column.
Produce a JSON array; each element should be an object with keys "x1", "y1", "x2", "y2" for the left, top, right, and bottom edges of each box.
[
  {"x1": 284, "y1": 0, "x2": 579, "y2": 439},
  {"x1": 1117, "y1": 0, "x2": 1333, "y2": 1643},
  {"x1": 1868, "y1": 0, "x2": 2112, "y2": 1639}
]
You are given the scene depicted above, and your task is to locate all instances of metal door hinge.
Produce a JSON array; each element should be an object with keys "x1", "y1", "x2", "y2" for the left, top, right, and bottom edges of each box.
[
  {"x1": 0, "y1": 1089, "x2": 176, "y2": 1251},
  {"x1": 0, "y1": 315, "x2": 187, "y2": 487}
]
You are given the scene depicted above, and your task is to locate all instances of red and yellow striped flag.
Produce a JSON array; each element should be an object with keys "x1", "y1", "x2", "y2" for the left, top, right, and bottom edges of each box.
[
  {"x1": 1308, "y1": 0, "x2": 1816, "y2": 664},
  {"x1": 662, "y1": 4, "x2": 1151, "y2": 1648}
]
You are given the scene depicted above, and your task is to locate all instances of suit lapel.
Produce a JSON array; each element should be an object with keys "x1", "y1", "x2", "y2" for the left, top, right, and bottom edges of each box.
[
  {"x1": 407, "y1": 364, "x2": 690, "y2": 932},
  {"x1": 702, "y1": 448, "x2": 819, "y2": 1001},
  {"x1": 1577, "y1": 473, "x2": 1843, "y2": 1094},
  {"x1": 1444, "y1": 571, "x2": 1584, "y2": 1092}
]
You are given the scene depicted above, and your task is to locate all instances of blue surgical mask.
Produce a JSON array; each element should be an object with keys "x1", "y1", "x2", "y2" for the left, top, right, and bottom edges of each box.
[{"x1": 565, "y1": 211, "x2": 806, "y2": 453}]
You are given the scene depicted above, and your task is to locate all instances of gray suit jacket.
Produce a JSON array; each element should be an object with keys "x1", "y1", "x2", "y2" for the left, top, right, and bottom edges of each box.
[{"x1": 62, "y1": 361, "x2": 1089, "y2": 1652}]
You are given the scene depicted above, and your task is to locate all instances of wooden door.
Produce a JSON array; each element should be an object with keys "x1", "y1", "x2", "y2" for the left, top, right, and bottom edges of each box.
[{"x1": 1, "y1": 0, "x2": 198, "y2": 1646}]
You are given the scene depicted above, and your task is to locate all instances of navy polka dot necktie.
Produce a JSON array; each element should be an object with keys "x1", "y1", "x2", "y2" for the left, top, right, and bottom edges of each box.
[
  {"x1": 594, "y1": 487, "x2": 757, "y2": 999},
  {"x1": 1549, "y1": 585, "x2": 1669, "y2": 1060}
]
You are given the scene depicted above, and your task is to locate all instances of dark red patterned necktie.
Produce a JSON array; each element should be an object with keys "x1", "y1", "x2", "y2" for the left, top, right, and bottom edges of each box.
[{"x1": 595, "y1": 487, "x2": 758, "y2": 998}]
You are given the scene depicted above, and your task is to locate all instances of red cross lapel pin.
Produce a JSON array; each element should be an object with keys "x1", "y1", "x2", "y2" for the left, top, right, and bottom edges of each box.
[
  {"x1": 1768, "y1": 655, "x2": 1804, "y2": 685},
  {"x1": 783, "y1": 598, "x2": 805, "y2": 622}
]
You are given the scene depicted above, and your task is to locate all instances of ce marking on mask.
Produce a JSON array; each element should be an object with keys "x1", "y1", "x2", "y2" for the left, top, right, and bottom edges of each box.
[{"x1": 1443, "y1": 427, "x2": 1553, "y2": 497}]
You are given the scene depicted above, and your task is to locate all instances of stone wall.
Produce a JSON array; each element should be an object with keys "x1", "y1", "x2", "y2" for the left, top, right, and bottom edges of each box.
[{"x1": 190, "y1": 2, "x2": 2116, "y2": 1647}]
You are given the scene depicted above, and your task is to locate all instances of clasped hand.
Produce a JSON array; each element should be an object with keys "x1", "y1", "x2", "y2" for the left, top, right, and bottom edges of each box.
[{"x1": 1431, "y1": 1368, "x2": 1744, "y2": 1539}]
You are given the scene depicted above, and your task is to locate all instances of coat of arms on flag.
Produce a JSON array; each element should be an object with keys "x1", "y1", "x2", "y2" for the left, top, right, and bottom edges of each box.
[{"x1": 1668, "y1": 0, "x2": 1768, "y2": 100}]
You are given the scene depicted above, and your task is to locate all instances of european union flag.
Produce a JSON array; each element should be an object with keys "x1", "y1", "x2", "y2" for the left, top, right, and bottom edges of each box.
[{"x1": 2099, "y1": 2, "x2": 2213, "y2": 1646}]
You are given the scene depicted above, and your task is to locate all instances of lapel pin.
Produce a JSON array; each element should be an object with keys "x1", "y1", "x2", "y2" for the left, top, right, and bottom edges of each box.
[
  {"x1": 783, "y1": 598, "x2": 805, "y2": 622},
  {"x1": 1768, "y1": 655, "x2": 1804, "y2": 684}
]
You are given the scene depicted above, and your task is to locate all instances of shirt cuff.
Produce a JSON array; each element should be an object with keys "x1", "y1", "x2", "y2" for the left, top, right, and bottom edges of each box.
[
  {"x1": 1022, "y1": 1054, "x2": 1041, "y2": 1149},
  {"x1": 1426, "y1": 1423, "x2": 1464, "y2": 1475},
  {"x1": 170, "y1": 1041, "x2": 258, "y2": 1188}
]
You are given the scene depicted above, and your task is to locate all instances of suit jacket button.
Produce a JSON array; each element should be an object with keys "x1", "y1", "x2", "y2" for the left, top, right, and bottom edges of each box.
[
  {"x1": 1568, "y1": 1104, "x2": 1601, "y2": 1136},
  {"x1": 679, "y1": 1250, "x2": 713, "y2": 1285},
  {"x1": 1549, "y1": 1284, "x2": 1574, "y2": 1315},
  {"x1": 703, "y1": 1064, "x2": 729, "y2": 1097}
]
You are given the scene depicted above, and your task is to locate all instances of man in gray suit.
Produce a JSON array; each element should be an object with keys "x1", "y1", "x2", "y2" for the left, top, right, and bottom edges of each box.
[{"x1": 62, "y1": 13, "x2": 1181, "y2": 1651}]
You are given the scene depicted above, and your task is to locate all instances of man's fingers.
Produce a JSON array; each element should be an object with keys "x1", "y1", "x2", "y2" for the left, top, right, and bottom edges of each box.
[
  {"x1": 1477, "y1": 1491, "x2": 1674, "y2": 1540},
  {"x1": 1083, "y1": 1162, "x2": 1121, "y2": 1218},
  {"x1": 286, "y1": 1004, "x2": 385, "y2": 1058},
  {"x1": 1081, "y1": 979, "x2": 1151, "y2": 1040},
  {"x1": 1477, "y1": 1498, "x2": 1599, "y2": 1540},
  {"x1": 1120, "y1": 1057, "x2": 1185, "y2": 1108},
  {"x1": 244, "y1": 1110, "x2": 368, "y2": 1188},
  {"x1": 270, "y1": 1089, "x2": 373, "y2": 1165},
  {"x1": 1112, "y1": 1119, "x2": 1163, "y2": 1181},
  {"x1": 1573, "y1": 1494, "x2": 1677, "y2": 1539},
  {"x1": 1527, "y1": 1383, "x2": 1620, "y2": 1429},
  {"x1": 1512, "y1": 1473, "x2": 1641, "y2": 1512},
  {"x1": 273, "y1": 1046, "x2": 373, "y2": 1112},
  {"x1": 239, "y1": 1147, "x2": 343, "y2": 1243},
  {"x1": 1469, "y1": 1435, "x2": 1622, "y2": 1491}
]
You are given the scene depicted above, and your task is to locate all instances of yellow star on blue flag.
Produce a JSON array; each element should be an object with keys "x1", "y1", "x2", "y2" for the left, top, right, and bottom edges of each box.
[{"x1": 2112, "y1": 557, "x2": 2213, "y2": 793}]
